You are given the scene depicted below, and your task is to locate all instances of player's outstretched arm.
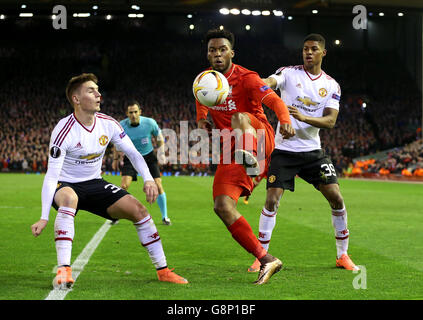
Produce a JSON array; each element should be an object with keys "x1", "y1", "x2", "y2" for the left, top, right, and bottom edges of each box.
[
  {"x1": 32, "y1": 142, "x2": 66, "y2": 237},
  {"x1": 288, "y1": 106, "x2": 338, "y2": 129},
  {"x1": 262, "y1": 77, "x2": 277, "y2": 90},
  {"x1": 155, "y1": 133, "x2": 166, "y2": 165}
]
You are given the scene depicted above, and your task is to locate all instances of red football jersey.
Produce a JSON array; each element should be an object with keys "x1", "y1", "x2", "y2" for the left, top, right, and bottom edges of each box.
[{"x1": 196, "y1": 64, "x2": 289, "y2": 133}]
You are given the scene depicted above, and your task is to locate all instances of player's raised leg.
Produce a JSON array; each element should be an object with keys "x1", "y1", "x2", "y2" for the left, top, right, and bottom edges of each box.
[
  {"x1": 214, "y1": 193, "x2": 282, "y2": 284},
  {"x1": 231, "y1": 112, "x2": 260, "y2": 176},
  {"x1": 107, "y1": 194, "x2": 188, "y2": 283},
  {"x1": 319, "y1": 183, "x2": 359, "y2": 271}
]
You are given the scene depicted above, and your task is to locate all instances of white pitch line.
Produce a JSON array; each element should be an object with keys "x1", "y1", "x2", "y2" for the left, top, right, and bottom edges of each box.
[{"x1": 45, "y1": 221, "x2": 112, "y2": 300}]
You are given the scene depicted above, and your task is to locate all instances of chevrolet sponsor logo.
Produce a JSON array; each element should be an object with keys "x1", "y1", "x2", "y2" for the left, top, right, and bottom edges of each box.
[
  {"x1": 297, "y1": 96, "x2": 318, "y2": 106},
  {"x1": 79, "y1": 153, "x2": 102, "y2": 160}
]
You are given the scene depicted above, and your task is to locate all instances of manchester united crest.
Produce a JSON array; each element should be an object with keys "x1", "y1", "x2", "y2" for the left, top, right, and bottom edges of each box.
[
  {"x1": 319, "y1": 88, "x2": 328, "y2": 97},
  {"x1": 268, "y1": 175, "x2": 276, "y2": 183},
  {"x1": 99, "y1": 135, "x2": 109, "y2": 146}
]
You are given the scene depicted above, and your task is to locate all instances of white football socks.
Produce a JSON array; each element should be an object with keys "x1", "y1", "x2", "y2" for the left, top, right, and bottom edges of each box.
[
  {"x1": 258, "y1": 207, "x2": 277, "y2": 251},
  {"x1": 54, "y1": 207, "x2": 76, "y2": 267},
  {"x1": 331, "y1": 206, "x2": 349, "y2": 259},
  {"x1": 134, "y1": 215, "x2": 167, "y2": 269}
]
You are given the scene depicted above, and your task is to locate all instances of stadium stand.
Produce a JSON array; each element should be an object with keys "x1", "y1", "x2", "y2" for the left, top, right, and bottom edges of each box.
[{"x1": 0, "y1": 25, "x2": 421, "y2": 179}]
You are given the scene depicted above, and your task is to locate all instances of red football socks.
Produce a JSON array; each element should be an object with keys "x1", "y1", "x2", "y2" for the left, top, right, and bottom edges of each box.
[{"x1": 228, "y1": 216, "x2": 267, "y2": 259}]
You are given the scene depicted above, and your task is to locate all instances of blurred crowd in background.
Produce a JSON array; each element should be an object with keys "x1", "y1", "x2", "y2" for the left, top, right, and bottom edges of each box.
[{"x1": 1, "y1": 34, "x2": 421, "y2": 179}]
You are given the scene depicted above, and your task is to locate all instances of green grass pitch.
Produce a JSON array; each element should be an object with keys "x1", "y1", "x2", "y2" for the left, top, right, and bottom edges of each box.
[{"x1": 0, "y1": 173, "x2": 422, "y2": 300}]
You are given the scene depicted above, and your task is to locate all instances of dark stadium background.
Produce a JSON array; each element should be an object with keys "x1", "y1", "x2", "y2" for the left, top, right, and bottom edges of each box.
[{"x1": 0, "y1": 0, "x2": 422, "y2": 180}]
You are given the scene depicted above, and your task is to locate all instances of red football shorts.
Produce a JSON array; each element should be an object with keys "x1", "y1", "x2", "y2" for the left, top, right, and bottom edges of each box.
[{"x1": 213, "y1": 112, "x2": 275, "y2": 202}]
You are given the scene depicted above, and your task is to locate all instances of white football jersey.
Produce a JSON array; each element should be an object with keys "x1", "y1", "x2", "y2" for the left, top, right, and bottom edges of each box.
[
  {"x1": 41, "y1": 112, "x2": 154, "y2": 221},
  {"x1": 48, "y1": 112, "x2": 131, "y2": 182},
  {"x1": 270, "y1": 65, "x2": 341, "y2": 152}
]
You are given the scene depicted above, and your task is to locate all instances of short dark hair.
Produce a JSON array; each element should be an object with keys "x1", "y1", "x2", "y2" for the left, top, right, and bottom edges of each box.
[
  {"x1": 65, "y1": 73, "x2": 98, "y2": 107},
  {"x1": 303, "y1": 33, "x2": 326, "y2": 48},
  {"x1": 127, "y1": 100, "x2": 141, "y2": 110},
  {"x1": 205, "y1": 28, "x2": 235, "y2": 49}
]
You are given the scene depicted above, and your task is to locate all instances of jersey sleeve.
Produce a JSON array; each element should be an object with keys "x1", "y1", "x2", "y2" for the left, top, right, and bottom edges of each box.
[
  {"x1": 243, "y1": 72, "x2": 291, "y2": 125},
  {"x1": 41, "y1": 123, "x2": 68, "y2": 220},
  {"x1": 269, "y1": 66, "x2": 287, "y2": 91},
  {"x1": 151, "y1": 119, "x2": 161, "y2": 137},
  {"x1": 196, "y1": 100, "x2": 209, "y2": 122},
  {"x1": 326, "y1": 80, "x2": 341, "y2": 110},
  {"x1": 243, "y1": 72, "x2": 275, "y2": 102}
]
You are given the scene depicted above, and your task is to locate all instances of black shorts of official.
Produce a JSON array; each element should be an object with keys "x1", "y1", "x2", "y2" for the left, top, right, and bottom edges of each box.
[
  {"x1": 121, "y1": 151, "x2": 161, "y2": 181},
  {"x1": 266, "y1": 149, "x2": 338, "y2": 192},
  {"x1": 52, "y1": 178, "x2": 129, "y2": 220}
]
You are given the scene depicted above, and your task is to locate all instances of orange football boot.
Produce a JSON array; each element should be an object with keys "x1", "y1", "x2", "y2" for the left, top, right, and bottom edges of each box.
[
  {"x1": 336, "y1": 254, "x2": 360, "y2": 271},
  {"x1": 54, "y1": 266, "x2": 74, "y2": 289},
  {"x1": 248, "y1": 258, "x2": 261, "y2": 272},
  {"x1": 157, "y1": 268, "x2": 188, "y2": 284}
]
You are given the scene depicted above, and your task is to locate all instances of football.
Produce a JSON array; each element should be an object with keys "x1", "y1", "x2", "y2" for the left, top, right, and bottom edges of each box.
[{"x1": 192, "y1": 70, "x2": 229, "y2": 107}]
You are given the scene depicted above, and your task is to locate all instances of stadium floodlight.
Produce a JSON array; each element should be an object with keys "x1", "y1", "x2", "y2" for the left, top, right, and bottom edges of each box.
[
  {"x1": 51, "y1": 14, "x2": 56, "y2": 20},
  {"x1": 187, "y1": 14, "x2": 193, "y2": 18},
  {"x1": 0, "y1": 14, "x2": 5, "y2": 20},
  {"x1": 241, "y1": 9, "x2": 251, "y2": 15},
  {"x1": 92, "y1": 5, "x2": 98, "y2": 10},
  {"x1": 398, "y1": 12, "x2": 404, "y2": 16},
  {"x1": 189, "y1": 24, "x2": 194, "y2": 30},
  {"x1": 362, "y1": 102, "x2": 367, "y2": 109},
  {"x1": 73, "y1": 13, "x2": 90, "y2": 18},
  {"x1": 273, "y1": 10, "x2": 283, "y2": 16},
  {"x1": 312, "y1": 10, "x2": 318, "y2": 14},
  {"x1": 245, "y1": 25, "x2": 251, "y2": 30},
  {"x1": 106, "y1": 14, "x2": 112, "y2": 20},
  {"x1": 219, "y1": 8, "x2": 230, "y2": 15},
  {"x1": 251, "y1": 10, "x2": 261, "y2": 16},
  {"x1": 230, "y1": 8, "x2": 240, "y2": 15},
  {"x1": 21, "y1": 5, "x2": 27, "y2": 9},
  {"x1": 131, "y1": 5, "x2": 140, "y2": 10},
  {"x1": 219, "y1": 25, "x2": 224, "y2": 30},
  {"x1": 262, "y1": 10, "x2": 271, "y2": 16},
  {"x1": 287, "y1": 16, "x2": 293, "y2": 20},
  {"x1": 335, "y1": 39, "x2": 341, "y2": 45},
  {"x1": 128, "y1": 13, "x2": 143, "y2": 18},
  {"x1": 19, "y1": 13, "x2": 33, "y2": 17},
  {"x1": 379, "y1": 12, "x2": 384, "y2": 16}
]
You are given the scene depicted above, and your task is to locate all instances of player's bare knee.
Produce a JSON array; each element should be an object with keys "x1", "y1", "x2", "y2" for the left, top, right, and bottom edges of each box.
[
  {"x1": 131, "y1": 201, "x2": 149, "y2": 222},
  {"x1": 55, "y1": 188, "x2": 78, "y2": 208},
  {"x1": 331, "y1": 195, "x2": 344, "y2": 210},
  {"x1": 213, "y1": 201, "x2": 232, "y2": 217},
  {"x1": 265, "y1": 196, "x2": 279, "y2": 212},
  {"x1": 325, "y1": 191, "x2": 344, "y2": 209},
  {"x1": 231, "y1": 112, "x2": 250, "y2": 129}
]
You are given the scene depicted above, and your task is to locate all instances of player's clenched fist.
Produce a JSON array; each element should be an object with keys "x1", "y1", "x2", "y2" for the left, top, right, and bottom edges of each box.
[
  {"x1": 143, "y1": 180, "x2": 158, "y2": 204},
  {"x1": 31, "y1": 219, "x2": 48, "y2": 237}
]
